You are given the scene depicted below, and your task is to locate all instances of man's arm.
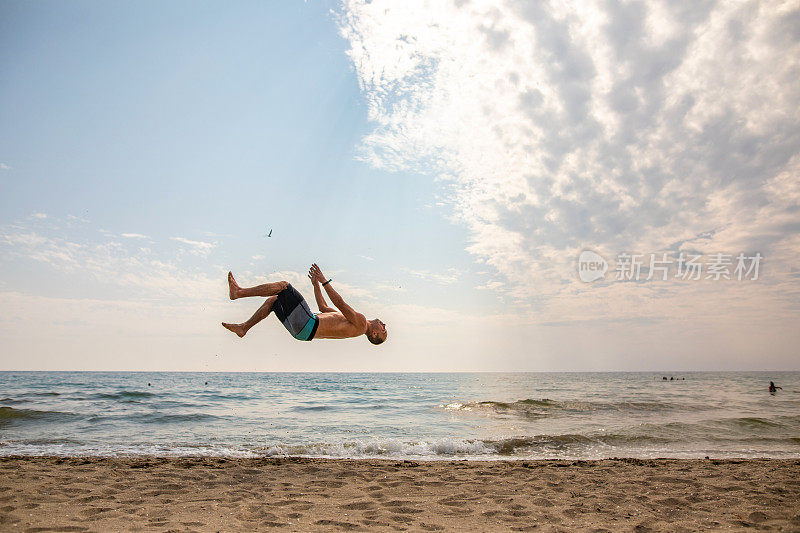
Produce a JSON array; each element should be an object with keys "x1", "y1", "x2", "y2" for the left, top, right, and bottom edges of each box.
[
  {"x1": 311, "y1": 278, "x2": 336, "y2": 313},
  {"x1": 309, "y1": 267, "x2": 335, "y2": 312},
  {"x1": 309, "y1": 264, "x2": 367, "y2": 328}
]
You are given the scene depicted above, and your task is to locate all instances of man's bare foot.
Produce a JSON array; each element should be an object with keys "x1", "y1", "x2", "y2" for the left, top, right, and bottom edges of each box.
[
  {"x1": 222, "y1": 322, "x2": 246, "y2": 338},
  {"x1": 228, "y1": 272, "x2": 241, "y2": 300}
]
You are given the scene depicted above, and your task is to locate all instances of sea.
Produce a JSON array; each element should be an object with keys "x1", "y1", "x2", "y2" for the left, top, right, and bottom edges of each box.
[{"x1": 1, "y1": 371, "x2": 798, "y2": 460}]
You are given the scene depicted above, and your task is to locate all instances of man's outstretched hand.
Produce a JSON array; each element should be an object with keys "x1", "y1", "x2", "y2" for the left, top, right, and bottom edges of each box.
[{"x1": 308, "y1": 263, "x2": 327, "y2": 284}]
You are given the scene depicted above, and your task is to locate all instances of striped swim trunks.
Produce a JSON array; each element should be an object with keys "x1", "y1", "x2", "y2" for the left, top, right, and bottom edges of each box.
[{"x1": 272, "y1": 284, "x2": 319, "y2": 341}]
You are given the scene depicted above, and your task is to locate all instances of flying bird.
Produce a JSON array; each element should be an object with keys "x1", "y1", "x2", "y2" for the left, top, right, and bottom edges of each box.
[{"x1": 264, "y1": 229, "x2": 272, "y2": 238}]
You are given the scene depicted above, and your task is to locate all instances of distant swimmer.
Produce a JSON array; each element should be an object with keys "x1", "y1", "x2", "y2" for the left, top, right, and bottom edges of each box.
[
  {"x1": 222, "y1": 263, "x2": 387, "y2": 345},
  {"x1": 769, "y1": 381, "x2": 782, "y2": 394}
]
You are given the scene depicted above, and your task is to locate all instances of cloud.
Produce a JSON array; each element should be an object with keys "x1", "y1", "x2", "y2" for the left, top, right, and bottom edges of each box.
[
  {"x1": 1, "y1": 225, "x2": 220, "y2": 300},
  {"x1": 171, "y1": 236, "x2": 216, "y2": 257},
  {"x1": 30, "y1": 213, "x2": 48, "y2": 219},
  {"x1": 121, "y1": 233, "x2": 149, "y2": 240},
  {"x1": 476, "y1": 280, "x2": 504, "y2": 291},
  {"x1": 0, "y1": 163, "x2": 10, "y2": 170},
  {"x1": 338, "y1": 0, "x2": 800, "y2": 323}
]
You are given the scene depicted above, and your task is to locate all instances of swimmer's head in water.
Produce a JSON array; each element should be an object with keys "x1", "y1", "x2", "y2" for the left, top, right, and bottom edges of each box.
[{"x1": 366, "y1": 319, "x2": 387, "y2": 345}]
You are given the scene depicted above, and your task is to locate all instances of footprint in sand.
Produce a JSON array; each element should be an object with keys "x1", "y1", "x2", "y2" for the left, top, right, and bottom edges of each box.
[
  {"x1": 243, "y1": 505, "x2": 280, "y2": 520},
  {"x1": 437, "y1": 497, "x2": 470, "y2": 507},
  {"x1": 381, "y1": 499, "x2": 414, "y2": 507},
  {"x1": 655, "y1": 496, "x2": 686, "y2": 507},
  {"x1": 314, "y1": 519, "x2": 361, "y2": 530},
  {"x1": 271, "y1": 499, "x2": 311, "y2": 507},
  {"x1": 419, "y1": 522, "x2": 446, "y2": 531},
  {"x1": 339, "y1": 501, "x2": 375, "y2": 510},
  {"x1": 80, "y1": 507, "x2": 113, "y2": 516},
  {"x1": 360, "y1": 518, "x2": 391, "y2": 527},
  {"x1": 389, "y1": 506, "x2": 424, "y2": 514},
  {"x1": 259, "y1": 521, "x2": 289, "y2": 528},
  {"x1": 312, "y1": 480, "x2": 345, "y2": 488}
]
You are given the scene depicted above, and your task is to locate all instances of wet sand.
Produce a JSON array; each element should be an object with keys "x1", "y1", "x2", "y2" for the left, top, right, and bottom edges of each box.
[{"x1": 1, "y1": 456, "x2": 799, "y2": 531}]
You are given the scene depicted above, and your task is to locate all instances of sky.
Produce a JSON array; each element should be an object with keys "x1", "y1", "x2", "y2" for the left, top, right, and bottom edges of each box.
[{"x1": 1, "y1": 0, "x2": 798, "y2": 371}]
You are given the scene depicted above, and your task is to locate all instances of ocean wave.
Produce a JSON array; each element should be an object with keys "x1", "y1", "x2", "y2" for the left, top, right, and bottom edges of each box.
[
  {"x1": 0, "y1": 398, "x2": 23, "y2": 404},
  {"x1": 0, "y1": 441, "x2": 260, "y2": 458},
  {"x1": 254, "y1": 433, "x2": 677, "y2": 458},
  {"x1": 85, "y1": 412, "x2": 223, "y2": 424},
  {"x1": 196, "y1": 392, "x2": 260, "y2": 401},
  {"x1": 256, "y1": 438, "x2": 498, "y2": 458},
  {"x1": 291, "y1": 405, "x2": 335, "y2": 412},
  {"x1": 255, "y1": 432, "x2": 800, "y2": 458},
  {"x1": 725, "y1": 417, "x2": 783, "y2": 427},
  {"x1": 442, "y1": 398, "x2": 688, "y2": 418},
  {"x1": 92, "y1": 391, "x2": 155, "y2": 401},
  {"x1": 2, "y1": 432, "x2": 798, "y2": 459},
  {"x1": 0, "y1": 406, "x2": 76, "y2": 423}
]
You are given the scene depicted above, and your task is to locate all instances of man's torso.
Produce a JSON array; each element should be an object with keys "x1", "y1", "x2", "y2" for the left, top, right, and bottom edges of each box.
[{"x1": 314, "y1": 311, "x2": 366, "y2": 339}]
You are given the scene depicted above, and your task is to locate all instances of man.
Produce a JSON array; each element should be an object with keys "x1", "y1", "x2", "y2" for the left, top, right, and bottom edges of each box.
[{"x1": 221, "y1": 263, "x2": 387, "y2": 344}]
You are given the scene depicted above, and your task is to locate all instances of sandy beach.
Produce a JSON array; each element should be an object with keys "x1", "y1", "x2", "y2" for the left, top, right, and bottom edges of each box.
[{"x1": 1, "y1": 457, "x2": 798, "y2": 531}]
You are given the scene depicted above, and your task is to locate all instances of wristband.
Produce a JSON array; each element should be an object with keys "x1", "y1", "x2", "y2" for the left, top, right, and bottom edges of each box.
[{"x1": 322, "y1": 279, "x2": 332, "y2": 286}]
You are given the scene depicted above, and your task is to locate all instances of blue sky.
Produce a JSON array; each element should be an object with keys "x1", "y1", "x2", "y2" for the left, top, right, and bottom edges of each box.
[
  {"x1": 1, "y1": 0, "x2": 799, "y2": 371},
  {"x1": 0, "y1": 1, "x2": 491, "y2": 302},
  {"x1": 2, "y1": 2, "x2": 460, "y2": 266}
]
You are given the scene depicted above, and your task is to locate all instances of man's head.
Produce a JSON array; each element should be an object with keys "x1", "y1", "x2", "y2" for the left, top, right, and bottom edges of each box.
[{"x1": 366, "y1": 318, "x2": 387, "y2": 345}]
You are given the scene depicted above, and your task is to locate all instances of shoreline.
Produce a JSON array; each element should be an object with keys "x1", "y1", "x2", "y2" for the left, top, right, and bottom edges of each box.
[{"x1": 2, "y1": 456, "x2": 799, "y2": 531}]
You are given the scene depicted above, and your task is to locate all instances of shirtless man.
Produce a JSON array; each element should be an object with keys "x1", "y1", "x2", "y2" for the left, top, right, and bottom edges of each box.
[{"x1": 222, "y1": 264, "x2": 387, "y2": 344}]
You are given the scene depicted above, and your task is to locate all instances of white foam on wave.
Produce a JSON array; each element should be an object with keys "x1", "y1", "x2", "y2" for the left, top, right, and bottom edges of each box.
[
  {"x1": 257, "y1": 437, "x2": 497, "y2": 458},
  {"x1": 442, "y1": 402, "x2": 472, "y2": 411},
  {"x1": 0, "y1": 441, "x2": 260, "y2": 459},
  {"x1": 0, "y1": 437, "x2": 500, "y2": 459}
]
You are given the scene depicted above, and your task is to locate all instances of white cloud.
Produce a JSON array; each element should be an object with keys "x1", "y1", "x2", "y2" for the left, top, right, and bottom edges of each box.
[
  {"x1": 1, "y1": 226, "x2": 221, "y2": 300},
  {"x1": 171, "y1": 236, "x2": 216, "y2": 257},
  {"x1": 476, "y1": 280, "x2": 504, "y2": 291},
  {"x1": 30, "y1": 212, "x2": 48, "y2": 219},
  {"x1": 338, "y1": 0, "x2": 800, "y2": 325},
  {"x1": 121, "y1": 233, "x2": 149, "y2": 239},
  {"x1": 0, "y1": 163, "x2": 10, "y2": 170}
]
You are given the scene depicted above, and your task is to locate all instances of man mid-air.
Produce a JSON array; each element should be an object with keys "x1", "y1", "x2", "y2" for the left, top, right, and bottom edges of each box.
[{"x1": 222, "y1": 264, "x2": 387, "y2": 344}]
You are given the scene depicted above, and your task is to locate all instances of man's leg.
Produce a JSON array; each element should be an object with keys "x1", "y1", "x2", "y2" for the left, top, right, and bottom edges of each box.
[
  {"x1": 222, "y1": 296, "x2": 278, "y2": 338},
  {"x1": 228, "y1": 272, "x2": 288, "y2": 300}
]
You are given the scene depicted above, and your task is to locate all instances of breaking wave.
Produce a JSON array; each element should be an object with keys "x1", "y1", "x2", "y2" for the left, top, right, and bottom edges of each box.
[{"x1": 442, "y1": 398, "x2": 690, "y2": 418}]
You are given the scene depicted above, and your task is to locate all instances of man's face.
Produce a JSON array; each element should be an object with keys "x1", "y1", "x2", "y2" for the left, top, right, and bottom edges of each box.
[{"x1": 374, "y1": 319, "x2": 387, "y2": 340}]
